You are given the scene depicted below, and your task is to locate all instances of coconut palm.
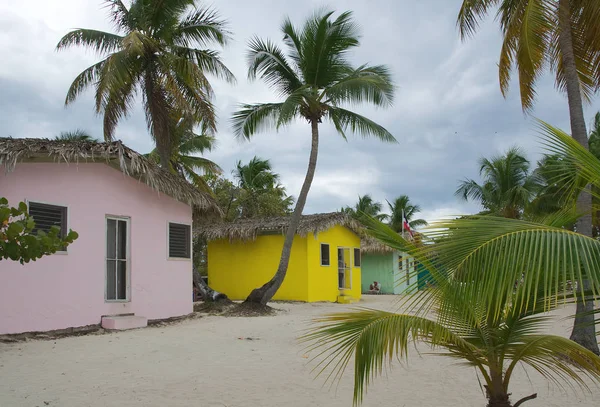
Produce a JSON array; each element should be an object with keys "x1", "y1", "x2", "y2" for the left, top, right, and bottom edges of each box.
[
  {"x1": 231, "y1": 10, "x2": 396, "y2": 304},
  {"x1": 305, "y1": 235, "x2": 600, "y2": 407},
  {"x1": 457, "y1": 0, "x2": 600, "y2": 351},
  {"x1": 456, "y1": 147, "x2": 540, "y2": 219},
  {"x1": 342, "y1": 194, "x2": 387, "y2": 221},
  {"x1": 145, "y1": 115, "x2": 221, "y2": 192},
  {"x1": 386, "y1": 195, "x2": 427, "y2": 233},
  {"x1": 589, "y1": 112, "x2": 600, "y2": 158},
  {"x1": 234, "y1": 157, "x2": 281, "y2": 193},
  {"x1": 56, "y1": 0, "x2": 234, "y2": 167},
  {"x1": 55, "y1": 129, "x2": 98, "y2": 142}
]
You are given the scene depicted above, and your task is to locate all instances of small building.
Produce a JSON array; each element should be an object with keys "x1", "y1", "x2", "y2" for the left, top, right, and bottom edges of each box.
[
  {"x1": 200, "y1": 213, "x2": 362, "y2": 303},
  {"x1": 360, "y1": 237, "x2": 427, "y2": 294},
  {"x1": 0, "y1": 138, "x2": 219, "y2": 335}
]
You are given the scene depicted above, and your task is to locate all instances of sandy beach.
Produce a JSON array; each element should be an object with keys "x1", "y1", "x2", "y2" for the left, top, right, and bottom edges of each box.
[{"x1": 0, "y1": 295, "x2": 598, "y2": 407}]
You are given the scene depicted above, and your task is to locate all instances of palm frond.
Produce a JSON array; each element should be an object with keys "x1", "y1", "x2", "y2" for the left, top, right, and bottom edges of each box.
[
  {"x1": 457, "y1": 0, "x2": 498, "y2": 39},
  {"x1": 247, "y1": 37, "x2": 303, "y2": 96},
  {"x1": 56, "y1": 29, "x2": 124, "y2": 55},
  {"x1": 231, "y1": 103, "x2": 283, "y2": 139},
  {"x1": 323, "y1": 64, "x2": 394, "y2": 107},
  {"x1": 327, "y1": 107, "x2": 396, "y2": 143},
  {"x1": 173, "y1": 6, "x2": 230, "y2": 47}
]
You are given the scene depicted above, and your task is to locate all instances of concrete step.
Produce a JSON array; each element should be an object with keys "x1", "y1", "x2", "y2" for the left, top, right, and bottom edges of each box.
[
  {"x1": 337, "y1": 295, "x2": 358, "y2": 304},
  {"x1": 101, "y1": 315, "x2": 147, "y2": 330}
]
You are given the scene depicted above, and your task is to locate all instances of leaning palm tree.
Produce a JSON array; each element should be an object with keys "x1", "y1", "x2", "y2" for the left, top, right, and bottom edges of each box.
[
  {"x1": 305, "y1": 235, "x2": 600, "y2": 407},
  {"x1": 231, "y1": 9, "x2": 396, "y2": 304},
  {"x1": 457, "y1": 0, "x2": 600, "y2": 351},
  {"x1": 342, "y1": 194, "x2": 387, "y2": 221},
  {"x1": 456, "y1": 147, "x2": 540, "y2": 219},
  {"x1": 57, "y1": 0, "x2": 235, "y2": 167},
  {"x1": 145, "y1": 115, "x2": 221, "y2": 192},
  {"x1": 386, "y1": 195, "x2": 427, "y2": 233},
  {"x1": 55, "y1": 129, "x2": 98, "y2": 142}
]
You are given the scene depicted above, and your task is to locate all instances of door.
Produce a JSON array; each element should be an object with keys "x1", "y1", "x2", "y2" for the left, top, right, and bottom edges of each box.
[
  {"x1": 106, "y1": 217, "x2": 129, "y2": 301},
  {"x1": 337, "y1": 248, "x2": 352, "y2": 289}
]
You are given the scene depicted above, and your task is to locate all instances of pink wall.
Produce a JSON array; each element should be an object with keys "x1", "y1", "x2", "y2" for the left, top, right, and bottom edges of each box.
[{"x1": 0, "y1": 163, "x2": 193, "y2": 334}]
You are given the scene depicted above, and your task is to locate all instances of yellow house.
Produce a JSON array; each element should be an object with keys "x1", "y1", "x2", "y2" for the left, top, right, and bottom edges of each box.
[{"x1": 201, "y1": 213, "x2": 362, "y2": 303}]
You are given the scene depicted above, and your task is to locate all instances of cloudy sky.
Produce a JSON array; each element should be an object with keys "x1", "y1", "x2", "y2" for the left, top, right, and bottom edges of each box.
[{"x1": 1, "y1": 0, "x2": 599, "y2": 221}]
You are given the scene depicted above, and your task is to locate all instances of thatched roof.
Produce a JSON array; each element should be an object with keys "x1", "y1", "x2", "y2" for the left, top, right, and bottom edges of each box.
[
  {"x1": 360, "y1": 235, "x2": 396, "y2": 254},
  {"x1": 197, "y1": 212, "x2": 362, "y2": 242},
  {"x1": 0, "y1": 137, "x2": 220, "y2": 215}
]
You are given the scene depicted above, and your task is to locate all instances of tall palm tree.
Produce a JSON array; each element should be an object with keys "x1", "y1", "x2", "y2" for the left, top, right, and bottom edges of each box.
[
  {"x1": 457, "y1": 0, "x2": 600, "y2": 351},
  {"x1": 456, "y1": 147, "x2": 540, "y2": 219},
  {"x1": 145, "y1": 115, "x2": 221, "y2": 192},
  {"x1": 55, "y1": 129, "x2": 98, "y2": 142},
  {"x1": 342, "y1": 194, "x2": 387, "y2": 221},
  {"x1": 56, "y1": 0, "x2": 235, "y2": 167},
  {"x1": 306, "y1": 227, "x2": 600, "y2": 407},
  {"x1": 231, "y1": 10, "x2": 396, "y2": 304},
  {"x1": 386, "y1": 195, "x2": 427, "y2": 233}
]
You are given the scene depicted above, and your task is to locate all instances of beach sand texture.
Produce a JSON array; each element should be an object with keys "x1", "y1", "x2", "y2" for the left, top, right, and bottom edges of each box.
[{"x1": 0, "y1": 295, "x2": 597, "y2": 407}]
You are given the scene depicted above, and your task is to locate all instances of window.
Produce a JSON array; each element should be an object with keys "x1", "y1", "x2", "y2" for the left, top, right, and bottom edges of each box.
[
  {"x1": 169, "y1": 223, "x2": 191, "y2": 259},
  {"x1": 353, "y1": 248, "x2": 361, "y2": 267},
  {"x1": 29, "y1": 202, "x2": 68, "y2": 249},
  {"x1": 320, "y1": 243, "x2": 330, "y2": 266},
  {"x1": 106, "y1": 217, "x2": 129, "y2": 301}
]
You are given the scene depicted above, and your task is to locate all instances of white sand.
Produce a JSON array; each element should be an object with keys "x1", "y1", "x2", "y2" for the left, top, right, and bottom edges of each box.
[{"x1": 0, "y1": 296, "x2": 598, "y2": 407}]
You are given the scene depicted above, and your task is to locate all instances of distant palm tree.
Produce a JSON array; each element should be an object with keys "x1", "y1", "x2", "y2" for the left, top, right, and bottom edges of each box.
[
  {"x1": 342, "y1": 194, "x2": 387, "y2": 221},
  {"x1": 145, "y1": 115, "x2": 221, "y2": 192},
  {"x1": 589, "y1": 112, "x2": 600, "y2": 158},
  {"x1": 234, "y1": 157, "x2": 280, "y2": 192},
  {"x1": 231, "y1": 10, "x2": 396, "y2": 304},
  {"x1": 386, "y1": 195, "x2": 427, "y2": 233},
  {"x1": 57, "y1": 0, "x2": 235, "y2": 167},
  {"x1": 55, "y1": 129, "x2": 98, "y2": 142},
  {"x1": 456, "y1": 147, "x2": 539, "y2": 219}
]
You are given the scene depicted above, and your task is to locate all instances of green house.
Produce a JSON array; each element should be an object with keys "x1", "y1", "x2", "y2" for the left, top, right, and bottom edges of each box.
[{"x1": 360, "y1": 238, "x2": 430, "y2": 294}]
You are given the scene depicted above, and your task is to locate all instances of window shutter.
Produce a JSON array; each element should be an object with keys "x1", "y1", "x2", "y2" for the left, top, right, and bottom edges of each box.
[
  {"x1": 320, "y1": 244, "x2": 330, "y2": 266},
  {"x1": 29, "y1": 202, "x2": 67, "y2": 238},
  {"x1": 169, "y1": 223, "x2": 191, "y2": 259}
]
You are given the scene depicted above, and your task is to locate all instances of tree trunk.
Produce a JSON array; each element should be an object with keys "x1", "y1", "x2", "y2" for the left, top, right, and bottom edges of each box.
[
  {"x1": 193, "y1": 265, "x2": 228, "y2": 302},
  {"x1": 245, "y1": 119, "x2": 320, "y2": 304},
  {"x1": 144, "y1": 70, "x2": 172, "y2": 168},
  {"x1": 558, "y1": 0, "x2": 599, "y2": 355}
]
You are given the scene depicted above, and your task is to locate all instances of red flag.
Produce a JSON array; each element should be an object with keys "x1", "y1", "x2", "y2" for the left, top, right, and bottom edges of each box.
[{"x1": 403, "y1": 216, "x2": 413, "y2": 238}]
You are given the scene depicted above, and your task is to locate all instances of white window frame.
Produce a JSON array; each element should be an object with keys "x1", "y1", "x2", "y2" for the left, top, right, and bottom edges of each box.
[
  {"x1": 26, "y1": 199, "x2": 70, "y2": 255},
  {"x1": 320, "y1": 243, "x2": 330, "y2": 267},
  {"x1": 337, "y1": 246, "x2": 352, "y2": 290},
  {"x1": 167, "y1": 221, "x2": 192, "y2": 261},
  {"x1": 105, "y1": 215, "x2": 131, "y2": 303}
]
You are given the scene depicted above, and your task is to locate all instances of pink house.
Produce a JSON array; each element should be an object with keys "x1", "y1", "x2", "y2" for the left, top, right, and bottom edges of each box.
[{"x1": 0, "y1": 138, "x2": 219, "y2": 335}]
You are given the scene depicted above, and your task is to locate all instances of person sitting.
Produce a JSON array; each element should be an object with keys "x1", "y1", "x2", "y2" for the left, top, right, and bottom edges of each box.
[{"x1": 369, "y1": 281, "x2": 381, "y2": 294}]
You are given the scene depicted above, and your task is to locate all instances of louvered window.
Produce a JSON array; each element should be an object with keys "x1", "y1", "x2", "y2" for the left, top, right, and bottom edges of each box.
[
  {"x1": 29, "y1": 202, "x2": 67, "y2": 241},
  {"x1": 169, "y1": 223, "x2": 191, "y2": 259}
]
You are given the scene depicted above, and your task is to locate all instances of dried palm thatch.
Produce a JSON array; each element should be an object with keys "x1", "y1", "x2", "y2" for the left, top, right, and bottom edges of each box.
[
  {"x1": 0, "y1": 137, "x2": 220, "y2": 216},
  {"x1": 198, "y1": 212, "x2": 362, "y2": 242},
  {"x1": 360, "y1": 235, "x2": 396, "y2": 254}
]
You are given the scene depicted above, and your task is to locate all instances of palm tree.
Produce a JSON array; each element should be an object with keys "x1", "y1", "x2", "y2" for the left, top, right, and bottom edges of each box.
[
  {"x1": 457, "y1": 0, "x2": 600, "y2": 351},
  {"x1": 342, "y1": 194, "x2": 387, "y2": 221},
  {"x1": 305, "y1": 216, "x2": 600, "y2": 407},
  {"x1": 589, "y1": 112, "x2": 600, "y2": 158},
  {"x1": 231, "y1": 10, "x2": 396, "y2": 304},
  {"x1": 55, "y1": 129, "x2": 98, "y2": 142},
  {"x1": 456, "y1": 147, "x2": 540, "y2": 219},
  {"x1": 233, "y1": 157, "x2": 293, "y2": 218},
  {"x1": 386, "y1": 195, "x2": 427, "y2": 233},
  {"x1": 145, "y1": 115, "x2": 221, "y2": 192},
  {"x1": 56, "y1": 0, "x2": 235, "y2": 167}
]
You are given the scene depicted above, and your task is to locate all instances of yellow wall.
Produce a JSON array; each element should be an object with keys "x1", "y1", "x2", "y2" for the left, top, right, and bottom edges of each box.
[
  {"x1": 207, "y1": 225, "x2": 361, "y2": 303},
  {"x1": 306, "y1": 225, "x2": 362, "y2": 302},
  {"x1": 208, "y1": 235, "x2": 309, "y2": 301}
]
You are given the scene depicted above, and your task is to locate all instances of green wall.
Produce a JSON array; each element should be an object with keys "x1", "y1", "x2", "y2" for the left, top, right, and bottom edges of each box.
[{"x1": 361, "y1": 253, "x2": 394, "y2": 294}]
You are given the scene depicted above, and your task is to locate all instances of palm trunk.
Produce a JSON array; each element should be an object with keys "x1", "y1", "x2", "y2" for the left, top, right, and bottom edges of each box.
[
  {"x1": 144, "y1": 70, "x2": 172, "y2": 168},
  {"x1": 558, "y1": 0, "x2": 599, "y2": 354},
  {"x1": 245, "y1": 119, "x2": 320, "y2": 304}
]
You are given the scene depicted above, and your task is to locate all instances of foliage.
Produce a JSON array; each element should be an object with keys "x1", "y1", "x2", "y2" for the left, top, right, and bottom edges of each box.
[
  {"x1": 305, "y1": 210, "x2": 600, "y2": 407},
  {"x1": 342, "y1": 194, "x2": 387, "y2": 221},
  {"x1": 57, "y1": 0, "x2": 234, "y2": 166},
  {"x1": 457, "y1": 0, "x2": 600, "y2": 112},
  {"x1": 456, "y1": 147, "x2": 540, "y2": 219},
  {"x1": 0, "y1": 198, "x2": 78, "y2": 264},
  {"x1": 145, "y1": 114, "x2": 222, "y2": 192},
  {"x1": 55, "y1": 129, "x2": 98, "y2": 142},
  {"x1": 386, "y1": 195, "x2": 427, "y2": 231}
]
